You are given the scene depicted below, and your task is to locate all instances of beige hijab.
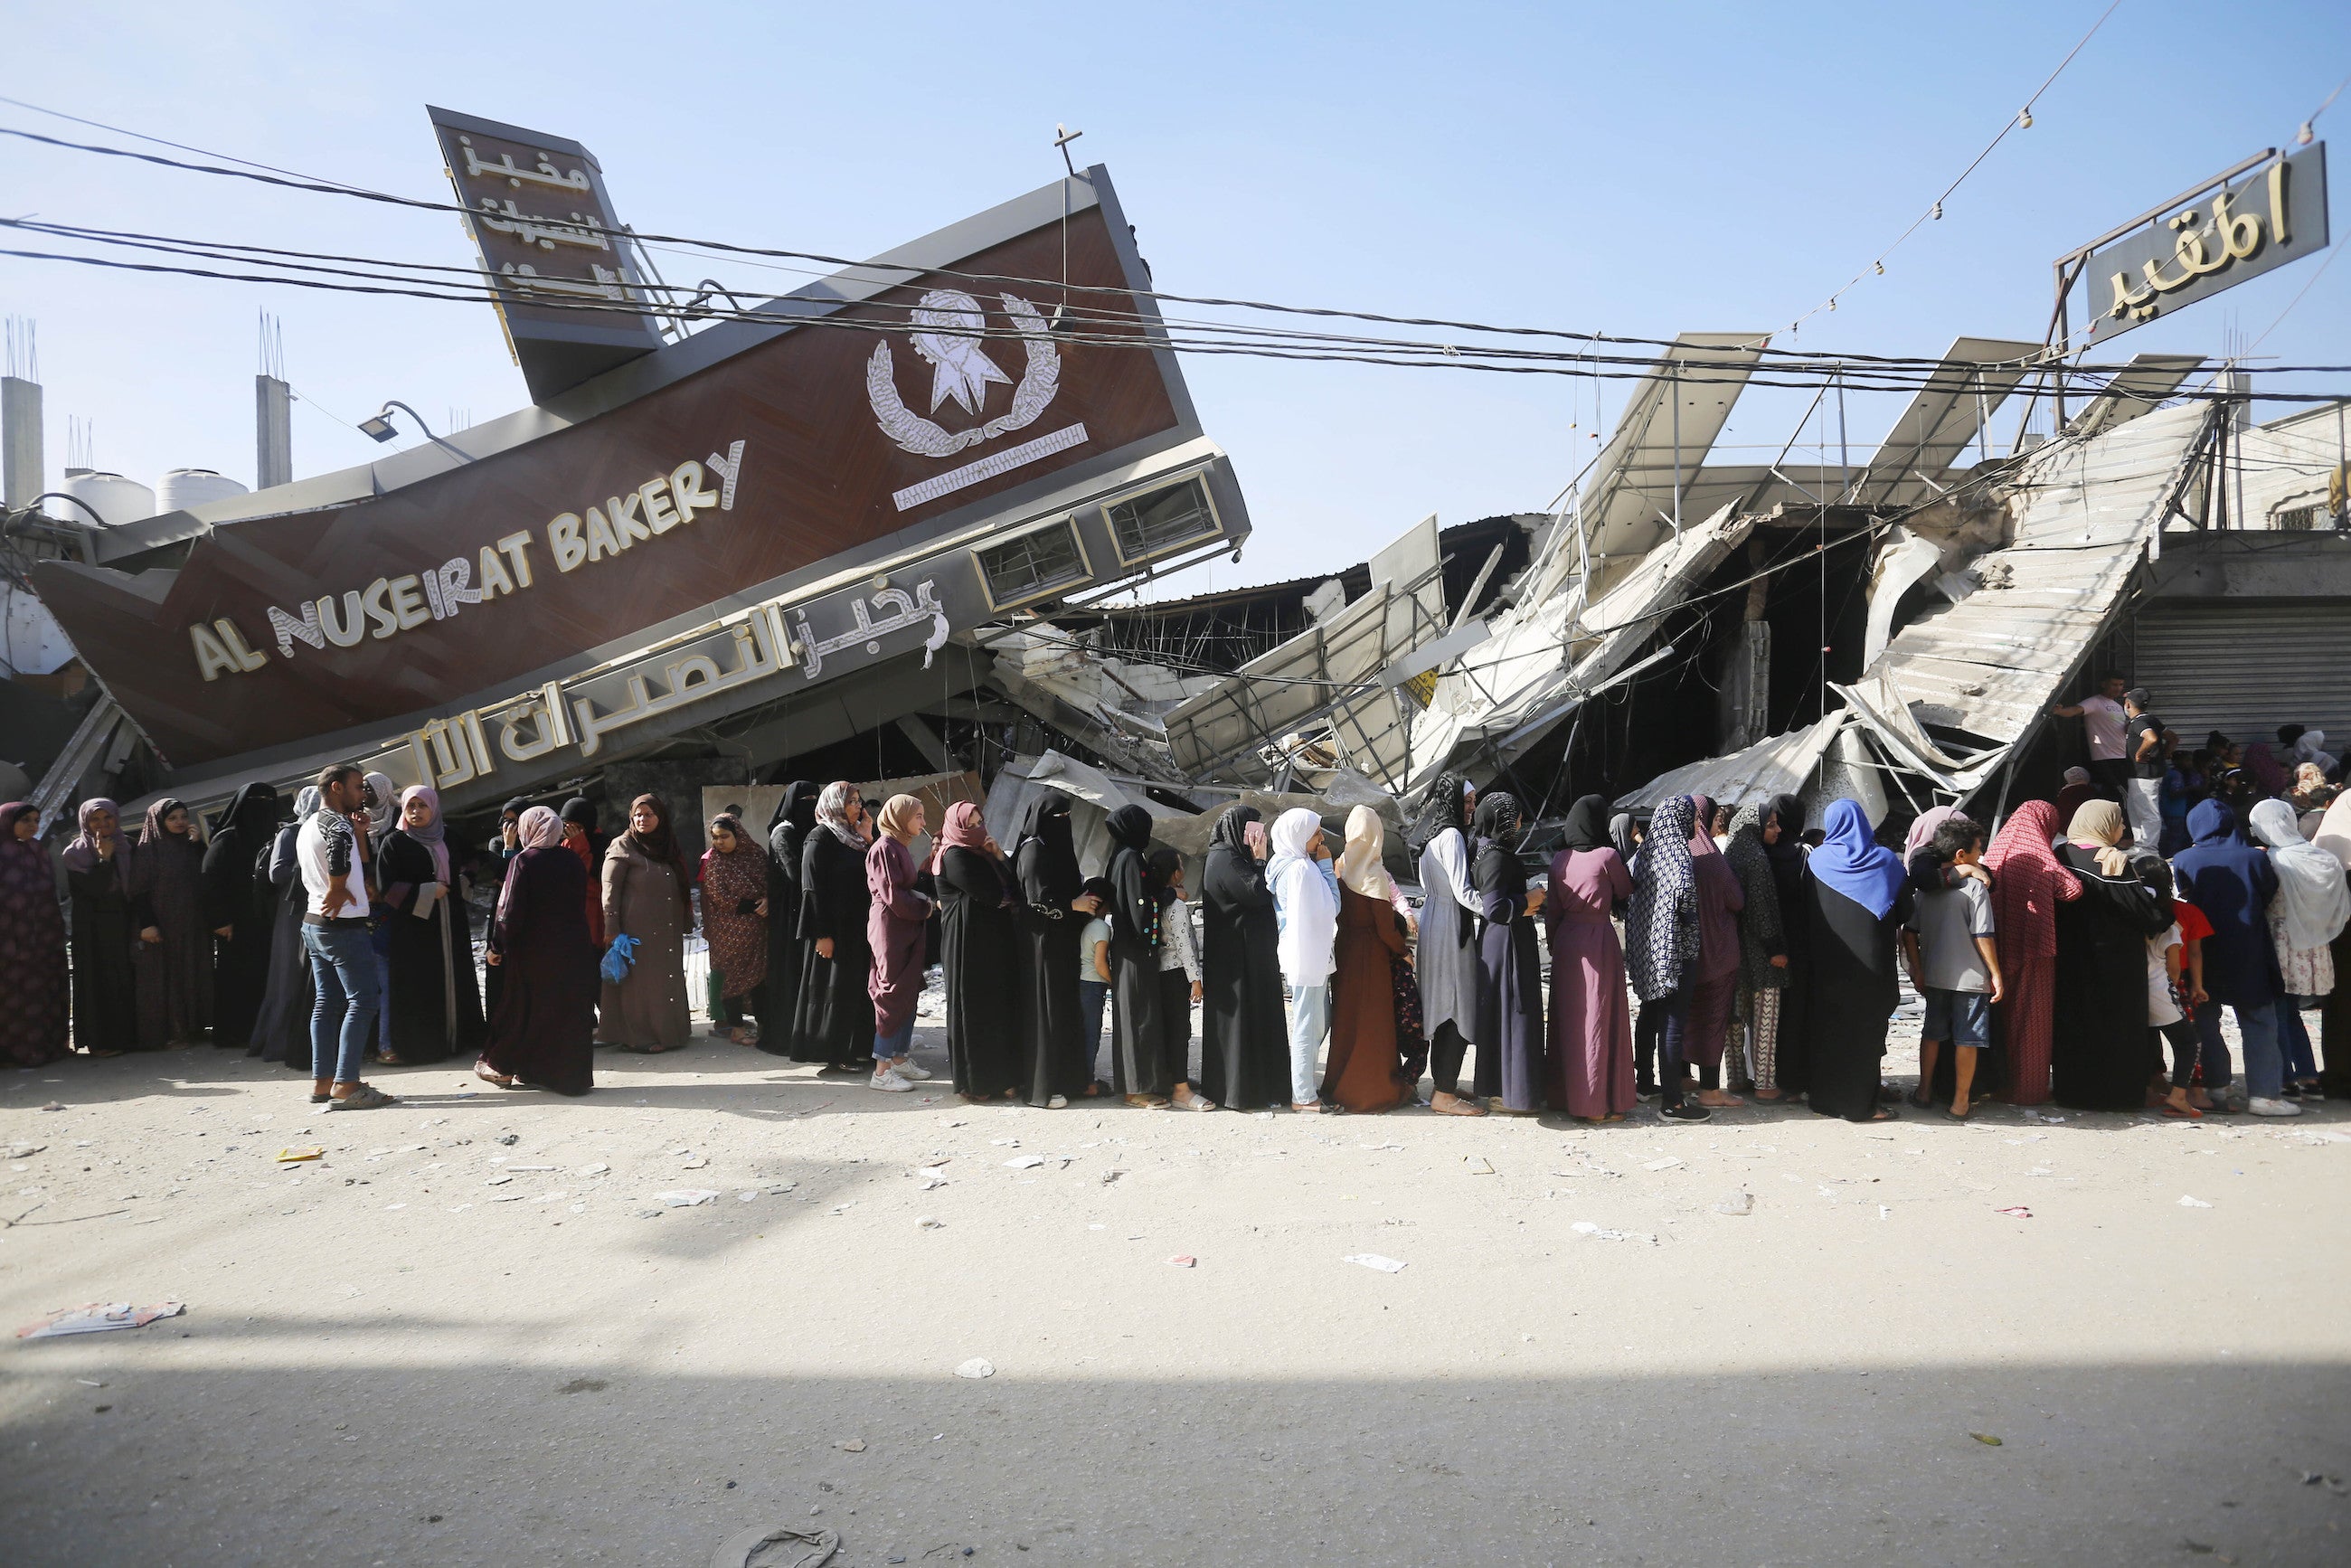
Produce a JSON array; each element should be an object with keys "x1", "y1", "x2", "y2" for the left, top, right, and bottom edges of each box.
[
  {"x1": 875, "y1": 794, "x2": 925, "y2": 845},
  {"x1": 2065, "y1": 798, "x2": 2131, "y2": 878},
  {"x1": 1333, "y1": 804, "x2": 1393, "y2": 902}
]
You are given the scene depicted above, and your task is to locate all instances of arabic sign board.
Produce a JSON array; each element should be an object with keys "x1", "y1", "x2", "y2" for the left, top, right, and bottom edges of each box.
[
  {"x1": 425, "y1": 105, "x2": 665, "y2": 401},
  {"x1": 2076, "y1": 145, "x2": 2328, "y2": 347}
]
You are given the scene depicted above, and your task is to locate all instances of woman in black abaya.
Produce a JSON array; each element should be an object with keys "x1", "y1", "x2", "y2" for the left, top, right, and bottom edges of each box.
[
  {"x1": 791, "y1": 782, "x2": 875, "y2": 1072},
  {"x1": 1106, "y1": 804, "x2": 1213, "y2": 1110},
  {"x1": 1470, "y1": 792, "x2": 1545, "y2": 1114},
  {"x1": 934, "y1": 800, "x2": 1023, "y2": 1102},
  {"x1": 1799, "y1": 798, "x2": 1908, "y2": 1122},
  {"x1": 1199, "y1": 805, "x2": 1290, "y2": 1110},
  {"x1": 2050, "y1": 799, "x2": 2172, "y2": 1111},
  {"x1": 1011, "y1": 792, "x2": 1101, "y2": 1105},
  {"x1": 758, "y1": 781, "x2": 819, "y2": 1057},
  {"x1": 376, "y1": 786, "x2": 486, "y2": 1065},
  {"x1": 201, "y1": 781, "x2": 279, "y2": 1050}
]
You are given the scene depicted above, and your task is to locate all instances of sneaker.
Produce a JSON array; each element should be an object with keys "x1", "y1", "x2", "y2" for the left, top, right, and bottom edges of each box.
[
  {"x1": 894, "y1": 1061, "x2": 934, "y2": 1082},
  {"x1": 1660, "y1": 1101, "x2": 1712, "y2": 1123},
  {"x1": 2247, "y1": 1097, "x2": 2302, "y2": 1118},
  {"x1": 869, "y1": 1068, "x2": 915, "y2": 1092}
]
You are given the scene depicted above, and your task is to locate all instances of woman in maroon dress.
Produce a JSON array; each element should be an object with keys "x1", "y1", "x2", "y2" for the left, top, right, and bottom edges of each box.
[
  {"x1": 477, "y1": 807, "x2": 596, "y2": 1095},
  {"x1": 0, "y1": 802, "x2": 70, "y2": 1068},
  {"x1": 1544, "y1": 795, "x2": 1636, "y2": 1120},
  {"x1": 865, "y1": 794, "x2": 934, "y2": 1091},
  {"x1": 1683, "y1": 794, "x2": 1745, "y2": 1109},
  {"x1": 1325, "y1": 805, "x2": 1411, "y2": 1112},
  {"x1": 700, "y1": 813, "x2": 769, "y2": 1045}
]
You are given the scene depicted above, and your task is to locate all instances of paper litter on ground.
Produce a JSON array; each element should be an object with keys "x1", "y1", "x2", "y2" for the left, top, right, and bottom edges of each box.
[
  {"x1": 18, "y1": 1300, "x2": 185, "y2": 1339},
  {"x1": 1342, "y1": 1253, "x2": 1407, "y2": 1272}
]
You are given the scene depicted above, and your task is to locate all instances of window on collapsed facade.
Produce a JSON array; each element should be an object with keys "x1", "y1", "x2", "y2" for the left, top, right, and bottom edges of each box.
[
  {"x1": 1103, "y1": 476, "x2": 1221, "y2": 565},
  {"x1": 2275, "y1": 504, "x2": 2320, "y2": 531},
  {"x1": 975, "y1": 519, "x2": 1090, "y2": 608}
]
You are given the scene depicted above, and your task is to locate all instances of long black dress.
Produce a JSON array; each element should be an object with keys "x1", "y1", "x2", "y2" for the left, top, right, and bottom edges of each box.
[
  {"x1": 757, "y1": 782, "x2": 817, "y2": 1058},
  {"x1": 2050, "y1": 843, "x2": 2171, "y2": 1111},
  {"x1": 939, "y1": 845, "x2": 1020, "y2": 1099},
  {"x1": 1199, "y1": 808, "x2": 1289, "y2": 1110},
  {"x1": 1472, "y1": 830, "x2": 1545, "y2": 1111},
  {"x1": 67, "y1": 853, "x2": 139, "y2": 1054},
  {"x1": 1800, "y1": 870, "x2": 1912, "y2": 1119},
  {"x1": 482, "y1": 843, "x2": 597, "y2": 1095},
  {"x1": 1105, "y1": 806, "x2": 1172, "y2": 1096},
  {"x1": 201, "y1": 782, "x2": 279, "y2": 1050},
  {"x1": 252, "y1": 820, "x2": 315, "y2": 1069},
  {"x1": 792, "y1": 827, "x2": 874, "y2": 1068},
  {"x1": 376, "y1": 830, "x2": 486, "y2": 1064},
  {"x1": 1012, "y1": 794, "x2": 1093, "y2": 1104},
  {"x1": 1761, "y1": 798, "x2": 1813, "y2": 1094}
]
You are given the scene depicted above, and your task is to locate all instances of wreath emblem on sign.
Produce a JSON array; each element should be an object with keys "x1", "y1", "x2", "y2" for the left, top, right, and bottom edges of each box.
[{"x1": 866, "y1": 289, "x2": 1062, "y2": 458}]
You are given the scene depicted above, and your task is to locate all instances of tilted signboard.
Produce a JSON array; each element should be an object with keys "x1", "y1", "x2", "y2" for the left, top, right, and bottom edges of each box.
[{"x1": 2074, "y1": 144, "x2": 2328, "y2": 347}]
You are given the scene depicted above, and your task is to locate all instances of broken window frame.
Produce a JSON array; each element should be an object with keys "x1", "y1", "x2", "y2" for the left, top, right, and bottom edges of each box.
[
  {"x1": 971, "y1": 516, "x2": 1095, "y2": 611},
  {"x1": 1098, "y1": 471, "x2": 1224, "y2": 568}
]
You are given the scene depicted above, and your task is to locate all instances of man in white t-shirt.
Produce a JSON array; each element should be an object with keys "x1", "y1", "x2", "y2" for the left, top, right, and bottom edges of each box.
[
  {"x1": 297, "y1": 762, "x2": 396, "y2": 1110},
  {"x1": 2049, "y1": 672, "x2": 2131, "y2": 795}
]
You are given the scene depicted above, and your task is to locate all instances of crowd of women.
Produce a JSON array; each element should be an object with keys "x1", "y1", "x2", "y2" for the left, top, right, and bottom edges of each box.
[{"x1": 4, "y1": 727, "x2": 2346, "y2": 1124}]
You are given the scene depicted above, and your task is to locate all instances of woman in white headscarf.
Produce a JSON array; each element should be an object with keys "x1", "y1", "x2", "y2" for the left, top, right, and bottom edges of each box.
[
  {"x1": 1325, "y1": 805, "x2": 1412, "y2": 1112},
  {"x1": 2314, "y1": 791, "x2": 2351, "y2": 1097},
  {"x1": 376, "y1": 785, "x2": 486, "y2": 1066},
  {"x1": 1267, "y1": 807, "x2": 1341, "y2": 1113},
  {"x1": 2249, "y1": 797, "x2": 2350, "y2": 1099}
]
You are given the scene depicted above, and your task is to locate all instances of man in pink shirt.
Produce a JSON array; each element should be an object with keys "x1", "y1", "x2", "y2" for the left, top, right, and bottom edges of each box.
[{"x1": 2050, "y1": 672, "x2": 2130, "y2": 798}]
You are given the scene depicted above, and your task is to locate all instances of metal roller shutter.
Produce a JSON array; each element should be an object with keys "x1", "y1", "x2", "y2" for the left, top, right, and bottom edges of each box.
[{"x1": 2130, "y1": 600, "x2": 2351, "y2": 751}]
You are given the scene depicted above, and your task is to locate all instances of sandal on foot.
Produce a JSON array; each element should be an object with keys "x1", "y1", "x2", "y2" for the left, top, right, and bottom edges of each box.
[
  {"x1": 325, "y1": 1082, "x2": 396, "y2": 1111},
  {"x1": 2160, "y1": 1102, "x2": 2204, "y2": 1119},
  {"x1": 474, "y1": 1062, "x2": 515, "y2": 1087}
]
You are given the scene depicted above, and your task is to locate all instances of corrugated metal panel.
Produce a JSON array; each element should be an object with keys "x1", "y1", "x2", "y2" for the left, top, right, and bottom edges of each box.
[
  {"x1": 1614, "y1": 712, "x2": 1846, "y2": 812},
  {"x1": 1865, "y1": 401, "x2": 2213, "y2": 744},
  {"x1": 2132, "y1": 600, "x2": 2351, "y2": 751}
]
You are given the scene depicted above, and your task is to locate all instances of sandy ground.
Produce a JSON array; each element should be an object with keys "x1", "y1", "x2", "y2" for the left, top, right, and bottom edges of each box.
[{"x1": 4, "y1": 978, "x2": 2347, "y2": 1568}]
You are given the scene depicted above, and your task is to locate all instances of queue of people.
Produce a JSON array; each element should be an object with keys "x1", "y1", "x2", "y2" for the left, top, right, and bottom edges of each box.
[{"x1": 5, "y1": 691, "x2": 2347, "y2": 1126}]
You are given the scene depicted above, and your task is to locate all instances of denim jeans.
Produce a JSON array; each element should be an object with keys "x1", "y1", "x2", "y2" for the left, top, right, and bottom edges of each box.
[
  {"x1": 1078, "y1": 979, "x2": 1109, "y2": 1083},
  {"x1": 1286, "y1": 982, "x2": 1329, "y2": 1104},
  {"x1": 305, "y1": 921, "x2": 381, "y2": 1084},
  {"x1": 873, "y1": 1020, "x2": 915, "y2": 1062},
  {"x1": 1646, "y1": 990, "x2": 1693, "y2": 1109},
  {"x1": 2277, "y1": 996, "x2": 2318, "y2": 1083},
  {"x1": 2197, "y1": 999, "x2": 2282, "y2": 1100}
]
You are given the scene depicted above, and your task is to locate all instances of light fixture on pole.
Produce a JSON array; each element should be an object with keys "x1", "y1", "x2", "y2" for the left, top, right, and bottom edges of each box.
[{"x1": 356, "y1": 401, "x2": 476, "y2": 465}]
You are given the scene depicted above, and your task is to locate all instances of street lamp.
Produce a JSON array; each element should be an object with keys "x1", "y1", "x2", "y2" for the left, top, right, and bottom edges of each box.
[{"x1": 358, "y1": 401, "x2": 475, "y2": 465}]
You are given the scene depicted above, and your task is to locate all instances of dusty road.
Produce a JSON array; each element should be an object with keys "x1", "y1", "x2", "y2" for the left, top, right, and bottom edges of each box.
[{"x1": 4, "y1": 992, "x2": 2346, "y2": 1567}]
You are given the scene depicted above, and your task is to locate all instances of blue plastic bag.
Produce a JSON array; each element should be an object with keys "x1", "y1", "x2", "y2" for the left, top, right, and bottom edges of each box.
[{"x1": 600, "y1": 933, "x2": 639, "y2": 986}]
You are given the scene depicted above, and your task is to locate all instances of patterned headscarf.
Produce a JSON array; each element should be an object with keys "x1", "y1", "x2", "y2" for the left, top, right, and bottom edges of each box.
[
  {"x1": 815, "y1": 781, "x2": 868, "y2": 848},
  {"x1": 1626, "y1": 794, "x2": 1699, "y2": 1000},
  {"x1": 292, "y1": 786, "x2": 323, "y2": 822},
  {"x1": 1408, "y1": 770, "x2": 1473, "y2": 855},
  {"x1": 138, "y1": 797, "x2": 194, "y2": 846}
]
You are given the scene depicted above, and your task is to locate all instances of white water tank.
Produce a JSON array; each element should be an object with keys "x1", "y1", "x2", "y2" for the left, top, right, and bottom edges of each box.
[
  {"x1": 47, "y1": 470, "x2": 155, "y2": 527},
  {"x1": 156, "y1": 467, "x2": 248, "y2": 514}
]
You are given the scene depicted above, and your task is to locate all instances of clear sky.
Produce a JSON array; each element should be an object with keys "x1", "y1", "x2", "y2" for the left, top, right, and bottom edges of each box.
[{"x1": 5, "y1": 1, "x2": 2347, "y2": 595}]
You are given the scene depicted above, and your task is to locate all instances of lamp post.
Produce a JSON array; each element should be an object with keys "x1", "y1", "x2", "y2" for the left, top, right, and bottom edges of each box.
[{"x1": 357, "y1": 401, "x2": 476, "y2": 466}]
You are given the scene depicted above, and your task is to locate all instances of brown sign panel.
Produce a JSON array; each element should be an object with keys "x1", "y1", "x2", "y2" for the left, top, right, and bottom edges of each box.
[
  {"x1": 35, "y1": 184, "x2": 1188, "y2": 769},
  {"x1": 425, "y1": 105, "x2": 665, "y2": 401}
]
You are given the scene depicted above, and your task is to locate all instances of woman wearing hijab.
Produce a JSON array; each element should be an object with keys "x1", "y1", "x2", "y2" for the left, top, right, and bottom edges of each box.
[
  {"x1": 865, "y1": 794, "x2": 934, "y2": 1091},
  {"x1": 759, "y1": 783, "x2": 818, "y2": 1057},
  {"x1": 1104, "y1": 804, "x2": 1211, "y2": 1109},
  {"x1": 63, "y1": 799, "x2": 138, "y2": 1055},
  {"x1": 1268, "y1": 806, "x2": 1340, "y2": 1113},
  {"x1": 2313, "y1": 792, "x2": 2351, "y2": 1098},
  {"x1": 793, "y1": 783, "x2": 877, "y2": 1072},
  {"x1": 200, "y1": 782, "x2": 279, "y2": 1050},
  {"x1": 1, "y1": 801, "x2": 69, "y2": 1068},
  {"x1": 476, "y1": 806, "x2": 597, "y2": 1095},
  {"x1": 599, "y1": 793, "x2": 694, "y2": 1054},
  {"x1": 1199, "y1": 805, "x2": 1290, "y2": 1111},
  {"x1": 1799, "y1": 798, "x2": 1910, "y2": 1122},
  {"x1": 253, "y1": 787, "x2": 322, "y2": 1069},
  {"x1": 1324, "y1": 805, "x2": 1412, "y2": 1113},
  {"x1": 2247, "y1": 798, "x2": 2348, "y2": 1099},
  {"x1": 359, "y1": 770, "x2": 400, "y2": 1057},
  {"x1": 1759, "y1": 795, "x2": 1812, "y2": 1095},
  {"x1": 1722, "y1": 800, "x2": 1792, "y2": 1101},
  {"x1": 1979, "y1": 800, "x2": 2080, "y2": 1107},
  {"x1": 932, "y1": 800, "x2": 1021, "y2": 1102},
  {"x1": 2046, "y1": 800, "x2": 2172, "y2": 1111},
  {"x1": 1009, "y1": 791, "x2": 1101, "y2": 1104},
  {"x1": 1626, "y1": 794, "x2": 1708, "y2": 1122},
  {"x1": 2053, "y1": 768, "x2": 2099, "y2": 826},
  {"x1": 1680, "y1": 794, "x2": 1746, "y2": 1108},
  {"x1": 373, "y1": 785, "x2": 485, "y2": 1066},
  {"x1": 2175, "y1": 799, "x2": 2290, "y2": 1113},
  {"x1": 1411, "y1": 772, "x2": 1487, "y2": 1116},
  {"x1": 1468, "y1": 792, "x2": 1545, "y2": 1115},
  {"x1": 1544, "y1": 794, "x2": 1635, "y2": 1120},
  {"x1": 2242, "y1": 741, "x2": 2291, "y2": 799},
  {"x1": 702, "y1": 813, "x2": 769, "y2": 1046},
  {"x1": 127, "y1": 798, "x2": 213, "y2": 1049}
]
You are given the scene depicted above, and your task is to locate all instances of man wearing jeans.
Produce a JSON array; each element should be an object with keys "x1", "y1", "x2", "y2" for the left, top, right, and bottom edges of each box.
[{"x1": 298, "y1": 763, "x2": 396, "y2": 1111}]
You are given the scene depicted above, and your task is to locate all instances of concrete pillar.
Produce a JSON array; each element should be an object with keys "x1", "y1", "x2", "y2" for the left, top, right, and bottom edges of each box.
[
  {"x1": 3, "y1": 375, "x2": 41, "y2": 511},
  {"x1": 256, "y1": 374, "x2": 292, "y2": 490}
]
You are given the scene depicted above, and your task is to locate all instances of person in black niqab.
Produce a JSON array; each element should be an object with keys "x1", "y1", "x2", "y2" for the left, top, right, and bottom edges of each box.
[
  {"x1": 1470, "y1": 792, "x2": 1545, "y2": 1113},
  {"x1": 201, "y1": 781, "x2": 279, "y2": 1050},
  {"x1": 1011, "y1": 791, "x2": 1101, "y2": 1103},
  {"x1": 1412, "y1": 770, "x2": 1487, "y2": 1115},
  {"x1": 1199, "y1": 805, "x2": 1289, "y2": 1110},
  {"x1": 759, "y1": 781, "x2": 819, "y2": 1057}
]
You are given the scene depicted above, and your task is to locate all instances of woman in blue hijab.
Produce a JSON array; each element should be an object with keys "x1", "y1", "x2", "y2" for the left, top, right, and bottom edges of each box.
[{"x1": 1798, "y1": 799, "x2": 1910, "y2": 1121}]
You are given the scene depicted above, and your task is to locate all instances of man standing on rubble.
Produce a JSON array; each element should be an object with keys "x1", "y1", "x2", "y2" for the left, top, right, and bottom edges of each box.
[{"x1": 2049, "y1": 674, "x2": 2131, "y2": 799}]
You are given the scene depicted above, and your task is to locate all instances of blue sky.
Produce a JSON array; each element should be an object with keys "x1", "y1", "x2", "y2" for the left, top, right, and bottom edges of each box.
[{"x1": 5, "y1": 1, "x2": 2347, "y2": 593}]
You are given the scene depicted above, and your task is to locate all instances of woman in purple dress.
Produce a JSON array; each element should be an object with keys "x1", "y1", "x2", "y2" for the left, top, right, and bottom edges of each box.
[
  {"x1": 865, "y1": 794, "x2": 935, "y2": 1092},
  {"x1": 477, "y1": 807, "x2": 597, "y2": 1095},
  {"x1": 1543, "y1": 794, "x2": 1635, "y2": 1120},
  {"x1": 1684, "y1": 794, "x2": 1746, "y2": 1109}
]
